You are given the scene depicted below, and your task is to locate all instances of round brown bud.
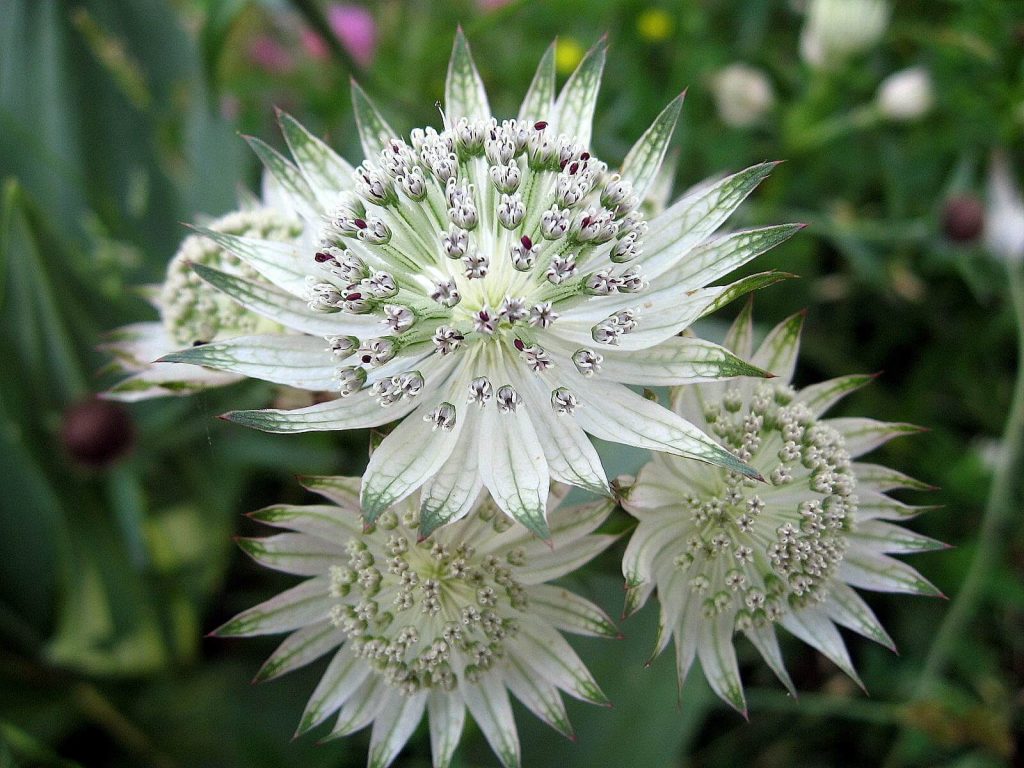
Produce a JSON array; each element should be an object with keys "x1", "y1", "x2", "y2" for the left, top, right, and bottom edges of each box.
[
  {"x1": 941, "y1": 195, "x2": 985, "y2": 243},
  {"x1": 61, "y1": 398, "x2": 135, "y2": 467}
]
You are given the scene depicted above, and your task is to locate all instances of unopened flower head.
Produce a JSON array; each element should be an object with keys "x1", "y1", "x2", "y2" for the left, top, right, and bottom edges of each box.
[
  {"x1": 169, "y1": 32, "x2": 801, "y2": 537},
  {"x1": 103, "y1": 181, "x2": 303, "y2": 401},
  {"x1": 711, "y1": 63, "x2": 775, "y2": 128},
  {"x1": 800, "y1": 0, "x2": 890, "y2": 69},
  {"x1": 985, "y1": 150, "x2": 1024, "y2": 265},
  {"x1": 876, "y1": 66, "x2": 934, "y2": 122},
  {"x1": 620, "y1": 305, "x2": 942, "y2": 713},
  {"x1": 216, "y1": 478, "x2": 618, "y2": 768}
]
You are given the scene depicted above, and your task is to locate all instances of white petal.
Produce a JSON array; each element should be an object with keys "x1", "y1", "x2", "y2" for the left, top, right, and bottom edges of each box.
[
  {"x1": 697, "y1": 614, "x2": 746, "y2": 714},
  {"x1": 193, "y1": 228, "x2": 309, "y2": 298},
  {"x1": 367, "y1": 691, "x2": 427, "y2": 768},
  {"x1": 750, "y1": 311, "x2": 804, "y2": 383},
  {"x1": 297, "y1": 475, "x2": 363, "y2": 510},
  {"x1": 244, "y1": 135, "x2": 320, "y2": 221},
  {"x1": 838, "y1": 547, "x2": 942, "y2": 597},
  {"x1": 823, "y1": 582, "x2": 895, "y2": 651},
  {"x1": 517, "y1": 533, "x2": 618, "y2": 585},
  {"x1": 255, "y1": 621, "x2": 339, "y2": 682},
  {"x1": 744, "y1": 624, "x2": 796, "y2": 697},
  {"x1": 250, "y1": 502, "x2": 362, "y2": 541},
  {"x1": 506, "y1": 656, "x2": 574, "y2": 739},
  {"x1": 517, "y1": 369, "x2": 608, "y2": 495},
  {"x1": 192, "y1": 262, "x2": 379, "y2": 336},
  {"x1": 825, "y1": 417, "x2": 924, "y2": 459},
  {"x1": 641, "y1": 162, "x2": 779, "y2": 279},
  {"x1": 277, "y1": 110, "x2": 355, "y2": 206},
  {"x1": 427, "y1": 690, "x2": 465, "y2": 768},
  {"x1": 851, "y1": 463, "x2": 933, "y2": 493},
  {"x1": 527, "y1": 584, "x2": 618, "y2": 638},
  {"x1": 420, "y1": 407, "x2": 483, "y2": 536},
  {"x1": 851, "y1": 520, "x2": 946, "y2": 554},
  {"x1": 361, "y1": 399, "x2": 466, "y2": 522},
  {"x1": 478, "y1": 369, "x2": 550, "y2": 537},
  {"x1": 517, "y1": 42, "x2": 555, "y2": 123},
  {"x1": 552, "y1": 38, "x2": 606, "y2": 149},
  {"x1": 722, "y1": 296, "x2": 755, "y2": 360},
  {"x1": 328, "y1": 675, "x2": 390, "y2": 738},
  {"x1": 780, "y1": 606, "x2": 862, "y2": 687},
  {"x1": 237, "y1": 532, "x2": 345, "y2": 576},
  {"x1": 351, "y1": 81, "x2": 399, "y2": 160},
  {"x1": 223, "y1": 389, "x2": 416, "y2": 434},
  {"x1": 510, "y1": 621, "x2": 608, "y2": 705},
  {"x1": 445, "y1": 29, "x2": 491, "y2": 122},
  {"x1": 619, "y1": 93, "x2": 684, "y2": 201},
  {"x1": 160, "y1": 334, "x2": 339, "y2": 390},
  {"x1": 796, "y1": 374, "x2": 875, "y2": 417},
  {"x1": 462, "y1": 674, "x2": 521, "y2": 768},
  {"x1": 589, "y1": 335, "x2": 769, "y2": 386},
  {"x1": 298, "y1": 647, "x2": 370, "y2": 734},
  {"x1": 213, "y1": 576, "x2": 331, "y2": 637}
]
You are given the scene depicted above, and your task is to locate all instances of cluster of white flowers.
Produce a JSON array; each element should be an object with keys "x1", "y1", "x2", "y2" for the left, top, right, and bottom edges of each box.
[{"x1": 108, "y1": 32, "x2": 944, "y2": 768}]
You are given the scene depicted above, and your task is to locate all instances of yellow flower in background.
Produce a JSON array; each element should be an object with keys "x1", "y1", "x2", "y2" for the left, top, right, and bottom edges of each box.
[
  {"x1": 637, "y1": 8, "x2": 673, "y2": 42},
  {"x1": 554, "y1": 37, "x2": 584, "y2": 75}
]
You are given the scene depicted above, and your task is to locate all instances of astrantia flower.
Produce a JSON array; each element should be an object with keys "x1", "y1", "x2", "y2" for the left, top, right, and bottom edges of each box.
[
  {"x1": 216, "y1": 478, "x2": 618, "y2": 768},
  {"x1": 104, "y1": 180, "x2": 303, "y2": 400},
  {"x1": 619, "y1": 305, "x2": 942, "y2": 713},
  {"x1": 165, "y1": 32, "x2": 800, "y2": 536}
]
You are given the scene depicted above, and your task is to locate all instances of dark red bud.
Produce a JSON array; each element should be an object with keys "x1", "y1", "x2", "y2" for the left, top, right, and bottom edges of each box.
[
  {"x1": 61, "y1": 397, "x2": 135, "y2": 468},
  {"x1": 580, "y1": 152, "x2": 590, "y2": 161},
  {"x1": 521, "y1": 235, "x2": 532, "y2": 249},
  {"x1": 534, "y1": 121, "x2": 548, "y2": 130},
  {"x1": 514, "y1": 339, "x2": 525, "y2": 351},
  {"x1": 346, "y1": 292, "x2": 363, "y2": 301},
  {"x1": 314, "y1": 251, "x2": 333, "y2": 263},
  {"x1": 941, "y1": 195, "x2": 985, "y2": 243},
  {"x1": 354, "y1": 218, "x2": 367, "y2": 229},
  {"x1": 569, "y1": 162, "x2": 579, "y2": 175}
]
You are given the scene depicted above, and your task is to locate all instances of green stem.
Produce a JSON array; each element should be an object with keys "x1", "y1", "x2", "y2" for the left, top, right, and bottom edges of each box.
[
  {"x1": 744, "y1": 689, "x2": 902, "y2": 725},
  {"x1": 883, "y1": 263, "x2": 1024, "y2": 767},
  {"x1": 917, "y1": 264, "x2": 1024, "y2": 690},
  {"x1": 71, "y1": 684, "x2": 177, "y2": 768}
]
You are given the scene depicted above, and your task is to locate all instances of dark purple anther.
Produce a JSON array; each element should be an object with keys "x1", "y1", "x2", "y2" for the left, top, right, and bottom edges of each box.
[
  {"x1": 580, "y1": 152, "x2": 590, "y2": 161},
  {"x1": 314, "y1": 251, "x2": 333, "y2": 263},
  {"x1": 569, "y1": 162, "x2": 579, "y2": 175},
  {"x1": 354, "y1": 218, "x2": 367, "y2": 229},
  {"x1": 521, "y1": 235, "x2": 532, "y2": 249},
  {"x1": 514, "y1": 338, "x2": 525, "y2": 351},
  {"x1": 346, "y1": 292, "x2": 363, "y2": 301},
  {"x1": 534, "y1": 121, "x2": 548, "y2": 130}
]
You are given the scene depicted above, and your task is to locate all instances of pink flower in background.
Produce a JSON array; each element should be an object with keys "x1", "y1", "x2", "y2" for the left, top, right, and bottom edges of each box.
[
  {"x1": 326, "y1": 4, "x2": 377, "y2": 67},
  {"x1": 300, "y1": 27, "x2": 330, "y2": 61},
  {"x1": 248, "y1": 35, "x2": 295, "y2": 74}
]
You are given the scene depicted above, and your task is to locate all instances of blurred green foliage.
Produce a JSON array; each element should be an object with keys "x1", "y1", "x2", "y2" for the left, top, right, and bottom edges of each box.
[{"x1": 1, "y1": 0, "x2": 1022, "y2": 766}]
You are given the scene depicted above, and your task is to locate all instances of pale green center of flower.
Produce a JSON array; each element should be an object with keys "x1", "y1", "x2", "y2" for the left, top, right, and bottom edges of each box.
[
  {"x1": 673, "y1": 382, "x2": 856, "y2": 630},
  {"x1": 327, "y1": 502, "x2": 530, "y2": 695},
  {"x1": 161, "y1": 209, "x2": 301, "y2": 346},
  {"x1": 306, "y1": 116, "x2": 649, "y2": 423}
]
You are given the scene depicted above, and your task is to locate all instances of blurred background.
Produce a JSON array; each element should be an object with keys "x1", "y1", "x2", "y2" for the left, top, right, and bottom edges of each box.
[{"x1": 1, "y1": 0, "x2": 1022, "y2": 766}]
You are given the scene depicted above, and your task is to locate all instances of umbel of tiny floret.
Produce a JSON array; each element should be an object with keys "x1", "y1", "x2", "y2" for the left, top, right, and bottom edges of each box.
[
  {"x1": 103, "y1": 179, "x2": 303, "y2": 401},
  {"x1": 162, "y1": 31, "x2": 802, "y2": 537},
  {"x1": 619, "y1": 303, "x2": 943, "y2": 714},
  {"x1": 214, "y1": 478, "x2": 619, "y2": 768}
]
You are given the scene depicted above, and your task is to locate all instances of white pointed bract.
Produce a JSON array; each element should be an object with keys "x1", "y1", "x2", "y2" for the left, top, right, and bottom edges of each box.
[
  {"x1": 165, "y1": 32, "x2": 801, "y2": 535},
  {"x1": 103, "y1": 182, "x2": 304, "y2": 401},
  {"x1": 216, "y1": 478, "x2": 618, "y2": 768},
  {"x1": 620, "y1": 305, "x2": 941, "y2": 714}
]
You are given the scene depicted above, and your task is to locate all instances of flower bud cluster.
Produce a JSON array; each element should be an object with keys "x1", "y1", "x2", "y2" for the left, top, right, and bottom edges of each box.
[{"x1": 327, "y1": 502, "x2": 529, "y2": 694}]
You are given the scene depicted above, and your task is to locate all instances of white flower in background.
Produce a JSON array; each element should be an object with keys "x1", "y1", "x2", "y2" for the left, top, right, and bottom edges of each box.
[
  {"x1": 165, "y1": 31, "x2": 801, "y2": 537},
  {"x1": 619, "y1": 305, "x2": 942, "y2": 713},
  {"x1": 103, "y1": 177, "x2": 303, "y2": 400},
  {"x1": 985, "y1": 150, "x2": 1024, "y2": 265},
  {"x1": 215, "y1": 478, "x2": 618, "y2": 768},
  {"x1": 711, "y1": 64, "x2": 775, "y2": 129},
  {"x1": 800, "y1": 0, "x2": 890, "y2": 70},
  {"x1": 876, "y1": 66, "x2": 934, "y2": 122}
]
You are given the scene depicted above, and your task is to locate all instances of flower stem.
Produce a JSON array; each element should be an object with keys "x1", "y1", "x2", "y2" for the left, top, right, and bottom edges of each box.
[
  {"x1": 917, "y1": 263, "x2": 1024, "y2": 691},
  {"x1": 883, "y1": 263, "x2": 1024, "y2": 766}
]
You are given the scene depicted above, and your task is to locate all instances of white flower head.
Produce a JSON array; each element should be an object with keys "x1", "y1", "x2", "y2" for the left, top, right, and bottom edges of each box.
[
  {"x1": 985, "y1": 150, "x2": 1024, "y2": 265},
  {"x1": 103, "y1": 183, "x2": 303, "y2": 401},
  {"x1": 876, "y1": 66, "x2": 934, "y2": 122},
  {"x1": 711, "y1": 64, "x2": 776, "y2": 129},
  {"x1": 215, "y1": 478, "x2": 618, "y2": 768},
  {"x1": 800, "y1": 0, "x2": 890, "y2": 70},
  {"x1": 171, "y1": 32, "x2": 802, "y2": 537},
  {"x1": 620, "y1": 304, "x2": 942, "y2": 714}
]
